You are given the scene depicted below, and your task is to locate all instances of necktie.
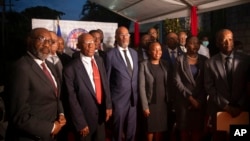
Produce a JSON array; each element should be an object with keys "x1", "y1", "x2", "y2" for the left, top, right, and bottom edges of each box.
[
  {"x1": 170, "y1": 50, "x2": 176, "y2": 64},
  {"x1": 123, "y1": 50, "x2": 133, "y2": 76},
  {"x1": 91, "y1": 59, "x2": 102, "y2": 104},
  {"x1": 41, "y1": 62, "x2": 58, "y2": 96},
  {"x1": 225, "y1": 56, "x2": 232, "y2": 89}
]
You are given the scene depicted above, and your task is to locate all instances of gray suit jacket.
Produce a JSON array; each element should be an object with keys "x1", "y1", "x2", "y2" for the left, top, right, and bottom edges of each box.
[
  {"x1": 139, "y1": 59, "x2": 168, "y2": 110},
  {"x1": 204, "y1": 52, "x2": 250, "y2": 115}
]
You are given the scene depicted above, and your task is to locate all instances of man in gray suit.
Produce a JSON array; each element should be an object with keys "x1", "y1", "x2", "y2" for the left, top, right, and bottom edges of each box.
[
  {"x1": 205, "y1": 29, "x2": 250, "y2": 131},
  {"x1": 106, "y1": 26, "x2": 138, "y2": 141}
]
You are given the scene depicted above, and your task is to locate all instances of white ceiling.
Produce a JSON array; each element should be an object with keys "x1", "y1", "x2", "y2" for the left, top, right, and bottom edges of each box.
[{"x1": 89, "y1": 0, "x2": 250, "y2": 24}]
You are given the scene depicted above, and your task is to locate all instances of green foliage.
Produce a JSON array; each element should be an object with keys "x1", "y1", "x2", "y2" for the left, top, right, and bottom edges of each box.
[{"x1": 80, "y1": 1, "x2": 131, "y2": 27}]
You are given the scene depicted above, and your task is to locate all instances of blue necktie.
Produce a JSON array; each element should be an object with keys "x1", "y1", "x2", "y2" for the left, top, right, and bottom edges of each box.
[{"x1": 170, "y1": 50, "x2": 176, "y2": 64}]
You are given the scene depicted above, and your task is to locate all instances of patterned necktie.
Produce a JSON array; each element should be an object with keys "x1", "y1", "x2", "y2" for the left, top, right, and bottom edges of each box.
[
  {"x1": 123, "y1": 50, "x2": 133, "y2": 77},
  {"x1": 91, "y1": 59, "x2": 102, "y2": 104},
  {"x1": 41, "y1": 62, "x2": 58, "y2": 96}
]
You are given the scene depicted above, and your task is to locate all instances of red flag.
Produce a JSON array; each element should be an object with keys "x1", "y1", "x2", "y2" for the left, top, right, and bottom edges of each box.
[
  {"x1": 190, "y1": 6, "x2": 198, "y2": 36},
  {"x1": 134, "y1": 22, "x2": 140, "y2": 48}
]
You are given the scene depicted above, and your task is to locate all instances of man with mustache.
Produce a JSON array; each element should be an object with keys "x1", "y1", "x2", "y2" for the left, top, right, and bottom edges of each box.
[{"x1": 6, "y1": 28, "x2": 66, "y2": 141}]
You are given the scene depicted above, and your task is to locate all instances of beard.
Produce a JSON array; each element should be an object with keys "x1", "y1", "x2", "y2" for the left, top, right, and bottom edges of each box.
[{"x1": 30, "y1": 46, "x2": 50, "y2": 60}]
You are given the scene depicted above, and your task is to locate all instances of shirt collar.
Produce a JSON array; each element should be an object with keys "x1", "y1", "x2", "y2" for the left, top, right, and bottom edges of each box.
[
  {"x1": 117, "y1": 45, "x2": 128, "y2": 51},
  {"x1": 27, "y1": 51, "x2": 44, "y2": 65}
]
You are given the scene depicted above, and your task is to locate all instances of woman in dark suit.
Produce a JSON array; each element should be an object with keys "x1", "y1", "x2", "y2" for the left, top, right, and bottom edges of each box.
[
  {"x1": 174, "y1": 36, "x2": 208, "y2": 141},
  {"x1": 139, "y1": 42, "x2": 168, "y2": 141}
]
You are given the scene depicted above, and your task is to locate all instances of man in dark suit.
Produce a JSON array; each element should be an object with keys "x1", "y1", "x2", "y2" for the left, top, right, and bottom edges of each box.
[
  {"x1": 161, "y1": 32, "x2": 184, "y2": 141},
  {"x1": 97, "y1": 29, "x2": 112, "y2": 52},
  {"x1": 6, "y1": 27, "x2": 66, "y2": 141},
  {"x1": 137, "y1": 34, "x2": 151, "y2": 62},
  {"x1": 106, "y1": 26, "x2": 138, "y2": 141},
  {"x1": 89, "y1": 30, "x2": 107, "y2": 62},
  {"x1": 56, "y1": 36, "x2": 72, "y2": 67},
  {"x1": 63, "y1": 33, "x2": 112, "y2": 141},
  {"x1": 205, "y1": 29, "x2": 250, "y2": 133},
  {"x1": 46, "y1": 31, "x2": 64, "y2": 83}
]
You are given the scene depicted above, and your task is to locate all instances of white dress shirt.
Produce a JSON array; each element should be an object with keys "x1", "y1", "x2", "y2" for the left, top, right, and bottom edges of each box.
[{"x1": 117, "y1": 46, "x2": 133, "y2": 69}]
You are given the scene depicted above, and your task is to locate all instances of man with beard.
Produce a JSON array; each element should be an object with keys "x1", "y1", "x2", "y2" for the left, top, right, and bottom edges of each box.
[
  {"x1": 106, "y1": 26, "x2": 138, "y2": 141},
  {"x1": 5, "y1": 28, "x2": 66, "y2": 141}
]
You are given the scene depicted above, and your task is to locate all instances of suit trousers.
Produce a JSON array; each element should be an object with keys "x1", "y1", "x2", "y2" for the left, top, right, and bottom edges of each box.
[
  {"x1": 79, "y1": 122, "x2": 105, "y2": 141},
  {"x1": 112, "y1": 102, "x2": 137, "y2": 141}
]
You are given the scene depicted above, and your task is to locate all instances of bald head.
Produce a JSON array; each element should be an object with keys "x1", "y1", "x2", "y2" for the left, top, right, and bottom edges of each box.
[
  {"x1": 77, "y1": 33, "x2": 96, "y2": 57},
  {"x1": 216, "y1": 29, "x2": 234, "y2": 55},
  {"x1": 166, "y1": 32, "x2": 179, "y2": 50},
  {"x1": 115, "y1": 26, "x2": 130, "y2": 48},
  {"x1": 178, "y1": 31, "x2": 187, "y2": 46}
]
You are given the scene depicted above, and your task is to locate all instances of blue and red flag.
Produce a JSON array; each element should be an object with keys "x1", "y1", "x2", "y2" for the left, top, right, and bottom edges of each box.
[{"x1": 56, "y1": 17, "x2": 62, "y2": 37}]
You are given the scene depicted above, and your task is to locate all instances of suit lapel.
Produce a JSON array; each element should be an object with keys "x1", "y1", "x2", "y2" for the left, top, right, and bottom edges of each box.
[
  {"x1": 159, "y1": 61, "x2": 168, "y2": 84},
  {"x1": 115, "y1": 48, "x2": 132, "y2": 79},
  {"x1": 129, "y1": 48, "x2": 137, "y2": 78},
  {"x1": 27, "y1": 57, "x2": 58, "y2": 97},
  {"x1": 75, "y1": 58, "x2": 96, "y2": 96},
  {"x1": 215, "y1": 55, "x2": 228, "y2": 87},
  {"x1": 182, "y1": 56, "x2": 196, "y2": 85},
  {"x1": 95, "y1": 56, "x2": 106, "y2": 91}
]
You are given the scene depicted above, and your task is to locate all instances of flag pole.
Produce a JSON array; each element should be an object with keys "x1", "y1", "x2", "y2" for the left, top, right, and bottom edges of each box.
[{"x1": 56, "y1": 16, "x2": 62, "y2": 37}]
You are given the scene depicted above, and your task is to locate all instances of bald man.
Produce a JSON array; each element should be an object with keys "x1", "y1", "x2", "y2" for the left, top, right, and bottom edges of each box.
[{"x1": 205, "y1": 29, "x2": 250, "y2": 132}]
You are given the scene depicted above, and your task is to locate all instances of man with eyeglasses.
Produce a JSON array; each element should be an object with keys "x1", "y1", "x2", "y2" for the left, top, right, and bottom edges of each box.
[
  {"x1": 63, "y1": 33, "x2": 112, "y2": 141},
  {"x1": 5, "y1": 27, "x2": 66, "y2": 141},
  {"x1": 106, "y1": 26, "x2": 139, "y2": 141}
]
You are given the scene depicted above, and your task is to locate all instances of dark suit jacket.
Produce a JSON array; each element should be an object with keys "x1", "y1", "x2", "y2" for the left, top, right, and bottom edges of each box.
[
  {"x1": 161, "y1": 46, "x2": 184, "y2": 108},
  {"x1": 139, "y1": 59, "x2": 168, "y2": 110},
  {"x1": 57, "y1": 52, "x2": 72, "y2": 67},
  {"x1": 137, "y1": 47, "x2": 148, "y2": 63},
  {"x1": 205, "y1": 52, "x2": 250, "y2": 116},
  {"x1": 175, "y1": 54, "x2": 207, "y2": 101},
  {"x1": 6, "y1": 54, "x2": 63, "y2": 141},
  {"x1": 106, "y1": 47, "x2": 138, "y2": 107},
  {"x1": 63, "y1": 54, "x2": 112, "y2": 134},
  {"x1": 174, "y1": 54, "x2": 208, "y2": 129}
]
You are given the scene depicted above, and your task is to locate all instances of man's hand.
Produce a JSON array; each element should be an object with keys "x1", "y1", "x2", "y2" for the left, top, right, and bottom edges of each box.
[
  {"x1": 51, "y1": 121, "x2": 62, "y2": 137},
  {"x1": 188, "y1": 96, "x2": 200, "y2": 109},
  {"x1": 80, "y1": 126, "x2": 89, "y2": 137},
  {"x1": 106, "y1": 109, "x2": 112, "y2": 121},
  {"x1": 58, "y1": 114, "x2": 66, "y2": 126},
  {"x1": 224, "y1": 105, "x2": 242, "y2": 117}
]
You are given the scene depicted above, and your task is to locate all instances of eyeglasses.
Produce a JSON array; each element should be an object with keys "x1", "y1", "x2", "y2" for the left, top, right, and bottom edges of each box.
[
  {"x1": 33, "y1": 36, "x2": 53, "y2": 45},
  {"x1": 119, "y1": 34, "x2": 130, "y2": 38},
  {"x1": 82, "y1": 41, "x2": 95, "y2": 46}
]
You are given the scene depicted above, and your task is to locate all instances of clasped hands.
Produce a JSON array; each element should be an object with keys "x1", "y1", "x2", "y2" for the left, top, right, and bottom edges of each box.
[
  {"x1": 224, "y1": 104, "x2": 242, "y2": 118},
  {"x1": 51, "y1": 114, "x2": 66, "y2": 137},
  {"x1": 188, "y1": 95, "x2": 200, "y2": 109}
]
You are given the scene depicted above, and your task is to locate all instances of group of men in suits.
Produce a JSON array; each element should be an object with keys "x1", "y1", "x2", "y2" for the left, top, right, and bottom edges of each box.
[
  {"x1": 5, "y1": 26, "x2": 139, "y2": 141},
  {"x1": 4, "y1": 25, "x2": 250, "y2": 141}
]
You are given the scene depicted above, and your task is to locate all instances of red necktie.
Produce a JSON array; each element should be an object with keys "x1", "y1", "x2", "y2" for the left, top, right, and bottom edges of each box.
[
  {"x1": 91, "y1": 59, "x2": 102, "y2": 104},
  {"x1": 41, "y1": 62, "x2": 58, "y2": 96}
]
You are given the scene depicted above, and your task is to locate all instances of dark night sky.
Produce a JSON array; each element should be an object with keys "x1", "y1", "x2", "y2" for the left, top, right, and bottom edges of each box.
[{"x1": 9, "y1": 0, "x2": 87, "y2": 20}]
